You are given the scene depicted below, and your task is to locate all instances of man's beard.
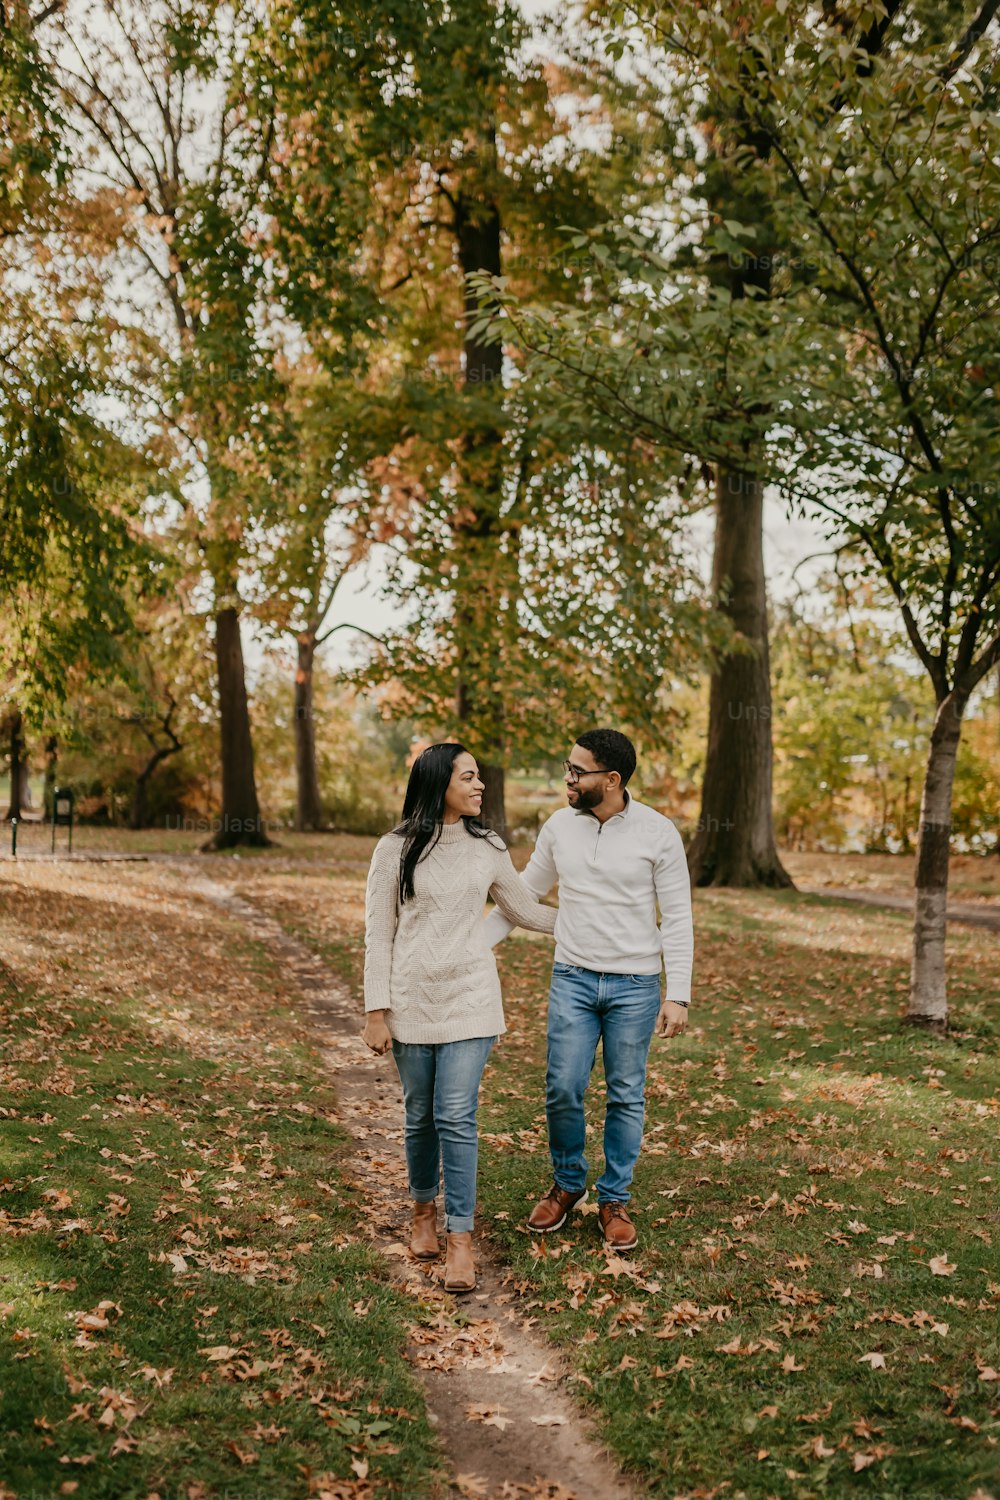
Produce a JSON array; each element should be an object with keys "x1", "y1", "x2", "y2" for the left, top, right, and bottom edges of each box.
[{"x1": 569, "y1": 783, "x2": 604, "y2": 811}]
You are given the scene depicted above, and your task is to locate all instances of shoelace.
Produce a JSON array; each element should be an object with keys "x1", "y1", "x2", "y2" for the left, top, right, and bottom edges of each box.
[{"x1": 603, "y1": 1202, "x2": 630, "y2": 1220}]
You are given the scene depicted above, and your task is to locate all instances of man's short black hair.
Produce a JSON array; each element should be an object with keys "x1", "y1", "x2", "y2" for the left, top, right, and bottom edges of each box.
[{"x1": 574, "y1": 728, "x2": 637, "y2": 787}]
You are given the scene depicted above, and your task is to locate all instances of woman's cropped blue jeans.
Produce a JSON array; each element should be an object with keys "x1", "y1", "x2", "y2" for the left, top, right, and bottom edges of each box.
[{"x1": 392, "y1": 1035, "x2": 496, "y2": 1233}]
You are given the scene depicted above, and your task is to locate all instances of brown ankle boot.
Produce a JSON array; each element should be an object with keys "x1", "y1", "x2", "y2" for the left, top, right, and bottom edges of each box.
[
  {"x1": 444, "y1": 1231, "x2": 476, "y2": 1292},
  {"x1": 410, "y1": 1201, "x2": 439, "y2": 1260}
]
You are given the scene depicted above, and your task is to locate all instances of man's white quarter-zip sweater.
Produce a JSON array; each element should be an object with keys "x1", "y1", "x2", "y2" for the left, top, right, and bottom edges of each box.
[{"x1": 481, "y1": 793, "x2": 694, "y2": 1005}]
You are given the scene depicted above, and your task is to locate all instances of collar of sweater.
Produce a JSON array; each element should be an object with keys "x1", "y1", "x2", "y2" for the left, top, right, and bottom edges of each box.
[{"x1": 436, "y1": 820, "x2": 476, "y2": 843}]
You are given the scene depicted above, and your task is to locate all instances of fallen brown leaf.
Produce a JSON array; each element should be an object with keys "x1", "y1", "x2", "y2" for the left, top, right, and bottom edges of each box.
[{"x1": 465, "y1": 1402, "x2": 511, "y2": 1432}]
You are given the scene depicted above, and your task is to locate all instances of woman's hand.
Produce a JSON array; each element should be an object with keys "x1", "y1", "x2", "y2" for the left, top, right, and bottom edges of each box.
[{"x1": 362, "y1": 1011, "x2": 392, "y2": 1056}]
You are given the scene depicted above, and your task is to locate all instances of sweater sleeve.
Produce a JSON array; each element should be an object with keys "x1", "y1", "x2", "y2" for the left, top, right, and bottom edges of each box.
[
  {"x1": 653, "y1": 820, "x2": 694, "y2": 1005},
  {"x1": 363, "y1": 835, "x2": 400, "y2": 1013},
  {"x1": 482, "y1": 819, "x2": 558, "y2": 947},
  {"x1": 487, "y1": 847, "x2": 557, "y2": 936}
]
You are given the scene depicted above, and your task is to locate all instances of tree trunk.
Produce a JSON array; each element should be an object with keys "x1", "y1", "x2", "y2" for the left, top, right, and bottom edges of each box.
[
  {"x1": 43, "y1": 735, "x2": 58, "y2": 821},
  {"x1": 294, "y1": 630, "x2": 325, "y2": 832},
  {"x1": 130, "y1": 771, "x2": 151, "y2": 831},
  {"x1": 687, "y1": 466, "x2": 792, "y2": 888},
  {"x1": 453, "y1": 180, "x2": 509, "y2": 837},
  {"x1": 4, "y1": 711, "x2": 28, "y2": 821},
  {"x1": 478, "y1": 764, "x2": 506, "y2": 836},
  {"x1": 205, "y1": 605, "x2": 271, "y2": 849},
  {"x1": 130, "y1": 741, "x2": 182, "y2": 829},
  {"x1": 908, "y1": 693, "x2": 965, "y2": 1031},
  {"x1": 691, "y1": 112, "x2": 790, "y2": 888}
]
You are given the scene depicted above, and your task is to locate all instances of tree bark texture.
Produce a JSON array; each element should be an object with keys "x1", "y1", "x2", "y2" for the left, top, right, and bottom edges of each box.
[
  {"x1": 207, "y1": 605, "x2": 271, "y2": 849},
  {"x1": 43, "y1": 735, "x2": 58, "y2": 821},
  {"x1": 907, "y1": 693, "x2": 965, "y2": 1030},
  {"x1": 4, "y1": 711, "x2": 29, "y2": 822},
  {"x1": 453, "y1": 182, "x2": 509, "y2": 837},
  {"x1": 687, "y1": 467, "x2": 792, "y2": 888},
  {"x1": 294, "y1": 630, "x2": 325, "y2": 832}
]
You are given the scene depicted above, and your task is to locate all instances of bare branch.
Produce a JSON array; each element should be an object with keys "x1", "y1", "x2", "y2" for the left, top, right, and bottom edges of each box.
[
  {"x1": 315, "y1": 621, "x2": 385, "y2": 649},
  {"x1": 940, "y1": 0, "x2": 1000, "y2": 80}
]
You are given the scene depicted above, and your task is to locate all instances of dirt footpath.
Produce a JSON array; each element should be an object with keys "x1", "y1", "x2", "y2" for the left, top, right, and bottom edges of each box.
[{"x1": 195, "y1": 877, "x2": 637, "y2": 1500}]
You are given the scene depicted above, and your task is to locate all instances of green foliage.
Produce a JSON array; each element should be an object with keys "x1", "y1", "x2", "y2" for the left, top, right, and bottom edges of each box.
[
  {"x1": 265, "y1": 0, "x2": 722, "y2": 771},
  {"x1": 483, "y1": 2, "x2": 1000, "y2": 706},
  {"x1": 771, "y1": 576, "x2": 1000, "y2": 852},
  {"x1": 0, "y1": 10, "x2": 63, "y2": 234},
  {"x1": 47, "y1": 593, "x2": 219, "y2": 825},
  {"x1": 251, "y1": 659, "x2": 411, "y2": 834},
  {"x1": 361, "y1": 392, "x2": 726, "y2": 762},
  {"x1": 771, "y1": 582, "x2": 932, "y2": 852},
  {"x1": 0, "y1": 17, "x2": 151, "y2": 706}
]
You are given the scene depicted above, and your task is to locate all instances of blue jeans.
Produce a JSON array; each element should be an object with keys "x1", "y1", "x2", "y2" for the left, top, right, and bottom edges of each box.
[
  {"x1": 392, "y1": 1036, "x2": 496, "y2": 1233},
  {"x1": 546, "y1": 964, "x2": 661, "y2": 1204}
]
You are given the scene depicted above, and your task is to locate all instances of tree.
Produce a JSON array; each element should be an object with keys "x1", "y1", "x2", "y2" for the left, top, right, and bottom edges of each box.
[
  {"x1": 479, "y1": 1, "x2": 934, "y2": 885},
  {"x1": 483, "y1": 0, "x2": 999, "y2": 1022},
  {"x1": 467, "y1": 3, "x2": 794, "y2": 882},
  {"x1": 357, "y1": 385, "x2": 726, "y2": 782},
  {"x1": 253, "y1": 361, "x2": 406, "y2": 831},
  {"x1": 40, "y1": 0, "x2": 297, "y2": 847},
  {"x1": 680, "y1": 0, "x2": 1000, "y2": 1026},
  {"x1": 270, "y1": 0, "x2": 700, "y2": 829},
  {"x1": 2, "y1": 709, "x2": 29, "y2": 820},
  {"x1": 1, "y1": 5, "x2": 150, "y2": 738}
]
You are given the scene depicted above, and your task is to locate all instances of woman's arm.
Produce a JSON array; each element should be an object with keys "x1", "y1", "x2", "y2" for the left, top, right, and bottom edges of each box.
[
  {"x1": 488, "y1": 849, "x2": 557, "y2": 934},
  {"x1": 364, "y1": 837, "x2": 400, "y2": 1013}
]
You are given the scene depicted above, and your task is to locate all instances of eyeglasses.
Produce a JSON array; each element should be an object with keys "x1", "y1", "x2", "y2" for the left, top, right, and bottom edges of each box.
[{"x1": 563, "y1": 760, "x2": 607, "y2": 784}]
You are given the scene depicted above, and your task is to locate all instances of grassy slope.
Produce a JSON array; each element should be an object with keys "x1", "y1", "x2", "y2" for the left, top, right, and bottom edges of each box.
[
  {"x1": 244, "y1": 847, "x2": 1000, "y2": 1500},
  {"x1": 0, "y1": 863, "x2": 440, "y2": 1500}
]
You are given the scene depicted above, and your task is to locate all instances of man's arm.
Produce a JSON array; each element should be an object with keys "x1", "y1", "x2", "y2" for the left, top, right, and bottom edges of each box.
[
  {"x1": 482, "y1": 822, "x2": 558, "y2": 948},
  {"x1": 653, "y1": 821, "x2": 694, "y2": 1007}
]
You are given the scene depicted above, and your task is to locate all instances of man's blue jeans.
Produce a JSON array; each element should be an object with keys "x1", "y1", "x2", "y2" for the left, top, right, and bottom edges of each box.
[
  {"x1": 546, "y1": 964, "x2": 661, "y2": 1204},
  {"x1": 392, "y1": 1035, "x2": 496, "y2": 1233}
]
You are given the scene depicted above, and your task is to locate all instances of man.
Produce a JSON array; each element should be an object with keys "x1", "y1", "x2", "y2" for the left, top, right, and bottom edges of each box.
[{"x1": 483, "y1": 728, "x2": 693, "y2": 1251}]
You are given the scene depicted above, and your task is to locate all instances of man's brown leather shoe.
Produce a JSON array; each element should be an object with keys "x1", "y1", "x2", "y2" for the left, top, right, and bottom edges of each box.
[
  {"x1": 526, "y1": 1183, "x2": 588, "y2": 1233},
  {"x1": 410, "y1": 1201, "x2": 439, "y2": 1260},
  {"x1": 598, "y1": 1201, "x2": 638, "y2": 1250}
]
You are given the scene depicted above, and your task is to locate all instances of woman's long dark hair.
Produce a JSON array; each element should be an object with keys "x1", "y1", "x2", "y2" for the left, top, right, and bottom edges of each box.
[{"x1": 395, "y1": 742, "x2": 500, "y2": 903}]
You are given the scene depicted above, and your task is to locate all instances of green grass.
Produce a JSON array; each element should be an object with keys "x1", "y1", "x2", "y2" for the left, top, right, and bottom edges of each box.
[
  {"x1": 0, "y1": 879, "x2": 441, "y2": 1499},
  {"x1": 268, "y1": 863, "x2": 1000, "y2": 1500},
  {"x1": 11, "y1": 846, "x2": 997, "y2": 1500},
  {"x1": 474, "y1": 895, "x2": 1000, "y2": 1500}
]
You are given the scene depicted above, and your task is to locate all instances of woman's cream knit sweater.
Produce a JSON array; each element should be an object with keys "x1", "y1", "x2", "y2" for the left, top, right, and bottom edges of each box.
[{"x1": 363, "y1": 821, "x2": 557, "y2": 1044}]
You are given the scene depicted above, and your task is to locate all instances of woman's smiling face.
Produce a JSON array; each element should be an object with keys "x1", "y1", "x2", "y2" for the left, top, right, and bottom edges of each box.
[{"x1": 443, "y1": 751, "x2": 485, "y2": 820}]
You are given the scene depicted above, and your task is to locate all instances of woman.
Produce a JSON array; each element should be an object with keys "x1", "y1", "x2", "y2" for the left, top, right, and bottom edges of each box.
[{"x1": 362, "y1": 742, "x2": 556, "y2": 1292}]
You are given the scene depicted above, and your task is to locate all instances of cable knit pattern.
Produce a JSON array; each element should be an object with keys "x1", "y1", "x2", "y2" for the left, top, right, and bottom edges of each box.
[{"x1": 364, "y1": 821, "x2": 557, "y2": 1044}]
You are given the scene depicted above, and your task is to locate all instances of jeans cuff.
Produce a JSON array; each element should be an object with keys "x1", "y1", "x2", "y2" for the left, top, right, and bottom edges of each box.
[
  {"x1": 410, "y1": 1187, "x2": 438, "y2": 1204},
  {"x1": 444, "y1": 1213, "x2": 475, "y2": 1233},
  {"x1": 555, "y1": 1176, "x2": 587, "y2": 1195}
]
